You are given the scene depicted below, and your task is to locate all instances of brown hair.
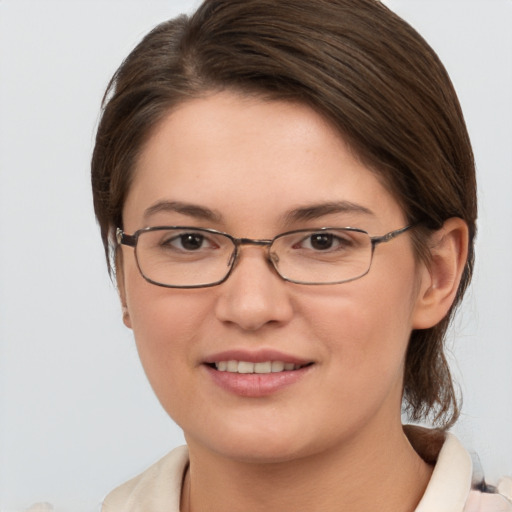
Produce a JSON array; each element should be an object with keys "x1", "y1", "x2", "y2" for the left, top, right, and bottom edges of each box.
[{"x1": 92, "y1": 0, "x2": 476, "y2": 428}]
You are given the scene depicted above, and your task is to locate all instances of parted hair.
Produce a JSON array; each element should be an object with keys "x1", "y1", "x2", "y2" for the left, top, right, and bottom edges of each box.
[{"x1": 92, "y1": 0, "x2": 477, "y2": 428}]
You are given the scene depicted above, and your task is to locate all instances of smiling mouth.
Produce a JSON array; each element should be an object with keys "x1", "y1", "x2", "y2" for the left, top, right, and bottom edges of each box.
[{"x1": 208, "y1": 361, "x2": 313, "y2": 374}]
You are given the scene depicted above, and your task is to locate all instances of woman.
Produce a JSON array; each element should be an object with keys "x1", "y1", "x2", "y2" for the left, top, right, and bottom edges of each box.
[{"x1": 91, "y1": 0, "x2": 511, "y2": 510}]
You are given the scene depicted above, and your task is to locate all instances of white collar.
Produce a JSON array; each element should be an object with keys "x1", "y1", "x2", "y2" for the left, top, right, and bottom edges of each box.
[
  {"x1": 104, "y1": 429, "x2": 512, "y2": 512},
  {"x1": 412, "y1": 431, "x2": 473, "y2": 512}
]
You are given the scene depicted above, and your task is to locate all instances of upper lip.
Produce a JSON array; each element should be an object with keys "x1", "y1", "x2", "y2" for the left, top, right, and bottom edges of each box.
[{"x1": 203, "y1": 349, "x2": 312, "y2": 365}]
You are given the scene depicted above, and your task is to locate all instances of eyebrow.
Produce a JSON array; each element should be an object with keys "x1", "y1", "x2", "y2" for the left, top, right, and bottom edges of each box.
[
  {"x1": 142, "y1": 199, "x2": 374, "y2": 226},
  {"x1": 283, "y1": 201, "x2": 375, "y2": 224},
  {"x1": 143, "y1": 200, "x2": 223, "y2": 223}
]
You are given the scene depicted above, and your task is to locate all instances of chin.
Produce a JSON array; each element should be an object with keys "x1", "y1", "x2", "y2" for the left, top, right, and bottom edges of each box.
[
  {"x1": 205, "y1": 439, "x2": 315, "y2": 465},
  {"x1": 183, "y1": 416, "x2": 339, "y2": 465}
]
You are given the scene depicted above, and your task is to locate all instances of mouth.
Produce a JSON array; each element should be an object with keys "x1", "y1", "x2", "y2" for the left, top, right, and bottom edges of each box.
[
  {"x1": 207, "y1": 360, "x2": 313, "y2": 374},
  {"x1": 203, "y1": 351, "x2": 314, "y2": 396}
]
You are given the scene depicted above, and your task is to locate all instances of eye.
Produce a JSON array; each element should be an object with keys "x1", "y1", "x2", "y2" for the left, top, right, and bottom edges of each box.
[
  {"x1": 297, "y1": 231, "x2": 353, "y2": 251},
  {"x1": 178, "y1": 233, "x2": 205, "y2": 251},
  {"x1": 308, "y1": 233, "x2": 336, "y2": 250},
  {"x1": 161, "y1": 231, "x2": 216, "y2": 251}
]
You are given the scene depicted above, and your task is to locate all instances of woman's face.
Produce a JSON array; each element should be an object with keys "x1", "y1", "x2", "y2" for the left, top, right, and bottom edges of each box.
[{"x1": 120, "y1": 92, "x2": 430, "y2": 463}]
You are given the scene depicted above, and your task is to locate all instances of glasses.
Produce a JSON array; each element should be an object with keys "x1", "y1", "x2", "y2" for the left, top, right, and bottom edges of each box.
[{"x1": 116, "y1": 225, "x2": 413, "y2": 288}]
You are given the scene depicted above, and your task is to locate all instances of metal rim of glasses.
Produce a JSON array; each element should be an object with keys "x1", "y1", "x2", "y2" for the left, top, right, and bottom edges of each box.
[{"x1": 116, "y1": 224, "x2": 415, "y2": 288}]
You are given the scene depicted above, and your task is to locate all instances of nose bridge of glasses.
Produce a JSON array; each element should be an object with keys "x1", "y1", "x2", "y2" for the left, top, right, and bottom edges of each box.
[
  {"x1": 227, "y1": 237, "x2": 276, "y2": 268},
  {"x1": 237, "y1": 237, "x2": 273, "y2": 247}
]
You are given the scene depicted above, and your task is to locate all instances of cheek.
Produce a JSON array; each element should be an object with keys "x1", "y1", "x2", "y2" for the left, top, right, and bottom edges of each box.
[
  {"x1": 129, "y1": 288, "x2": 210, "y2": 362},
  {"x1": 122, "y1": 262, "x2": 214, "y2": 405},
  {"x1": 123, "y1": 253, "x2": 211, "y2": 339},
  {"x1": 130, "y1": 294, "x2": 212, "y2": 423},
  {"x1": 304, "y1": 260, "x2": 420, "y2": 383}
]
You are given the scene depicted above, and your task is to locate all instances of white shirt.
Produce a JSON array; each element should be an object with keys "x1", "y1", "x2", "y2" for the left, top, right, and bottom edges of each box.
[{"x1": 101, "y1": 429, "x2": 512, "y2": 512}]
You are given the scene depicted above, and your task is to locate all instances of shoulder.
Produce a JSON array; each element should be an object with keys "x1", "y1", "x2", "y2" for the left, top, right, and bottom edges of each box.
[
  {"x1": 405, "y1": 426, "x2": 512, "y2": 511},
  {"x1": 465, "y1": 482, "x2": 512, "y2": 512},
  {"x1": 101, "y1": 445, "x2": 189, "y2": 512},
  {"x1": 498, "y1": 478, "x2": 512, "y2": 502},
  {"x1": 466, "y1": 450, "x2": 512, "y2": 511}
]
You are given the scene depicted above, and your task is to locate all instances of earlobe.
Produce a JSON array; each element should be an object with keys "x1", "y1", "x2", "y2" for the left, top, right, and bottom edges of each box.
[
  {"x1": 121, "y1": 304, "x2": 132, "y2": 328},
  {"x1": 115, "y1": 248, "x2": 133, "y2": 329},
  {"x1": 412, "y1": 218, "x2": 469, "y2": 329}
]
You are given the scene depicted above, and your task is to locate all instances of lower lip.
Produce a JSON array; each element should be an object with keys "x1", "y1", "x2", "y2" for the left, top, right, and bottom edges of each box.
[{"x1": 204, "y1": 364, "x2": 312, "y2": 397}]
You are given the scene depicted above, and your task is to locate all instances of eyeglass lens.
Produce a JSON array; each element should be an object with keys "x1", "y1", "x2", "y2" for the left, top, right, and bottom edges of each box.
[{"x1": 133, "y1": 227, "x2": 374, "y2": 288}]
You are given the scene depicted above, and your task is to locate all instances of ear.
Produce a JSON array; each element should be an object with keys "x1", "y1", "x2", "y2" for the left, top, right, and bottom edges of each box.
[
  {"x1": 412, "y1": 218, "x2": 469, "y2": 329},
  {"x1": 115, "y1": 247, "x2": 132, "y2": 329}
]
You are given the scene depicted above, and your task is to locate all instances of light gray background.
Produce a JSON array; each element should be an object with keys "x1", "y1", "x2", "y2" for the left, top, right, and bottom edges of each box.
[{"x1": 0, "y1": 1, "x2": 510, "y2": 511}]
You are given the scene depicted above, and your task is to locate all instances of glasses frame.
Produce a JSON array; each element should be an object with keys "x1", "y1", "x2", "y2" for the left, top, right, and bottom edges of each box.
[{"x1": 116, "y1": 224, "x2": 414, "y2": 289}]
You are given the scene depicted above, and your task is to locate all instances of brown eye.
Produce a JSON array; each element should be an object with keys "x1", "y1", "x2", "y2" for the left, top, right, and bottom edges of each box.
[
  {"x1": 160, "y1": 232, "x2": 209, "y2": 251},
  {"x1": 179, "y1": 233, "x2": 205, "y2": 251},
  {"x1": 296, "y1": 232, "x2": 353, "y2": 252},
  {"x1": 309, "y1": 233, "x2": 334, "y2": 250}
]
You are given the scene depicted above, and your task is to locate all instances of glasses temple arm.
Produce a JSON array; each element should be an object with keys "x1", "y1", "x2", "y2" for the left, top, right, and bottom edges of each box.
[
  {"x1": 371, "y1": 224, "x2": 414, "y2": 246},
  {"x1": 116, "y1": 228, "x2": 137, "y2": 247}
]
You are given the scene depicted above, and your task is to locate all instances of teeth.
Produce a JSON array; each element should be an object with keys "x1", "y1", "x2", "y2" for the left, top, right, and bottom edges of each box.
[
  {"x1": 214, "y1": 360, "x2": 304, "y2": 374},
  {"x1": 255, "y1": 362, "x2": 272, "y2": 374},
  {"x1": 271, "y1": 361, "x2": 285, "y2": 372},
  {"x1": 238, "y1": 361, "x2": 254, "y2": 374},
  {"x1": 227, "y1": 360, "x2": 238, "y2": 372}
]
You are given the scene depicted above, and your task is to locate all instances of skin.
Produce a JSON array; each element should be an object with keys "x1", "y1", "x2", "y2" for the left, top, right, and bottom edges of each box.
[{"x1": 118, "y1": 92, "x2": 468, "y2": 512}]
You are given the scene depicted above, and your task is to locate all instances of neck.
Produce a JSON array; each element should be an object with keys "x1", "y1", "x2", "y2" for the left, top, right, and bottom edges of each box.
[{"x1": 181, "y1": 422, "x2": 433, "y2": 512}]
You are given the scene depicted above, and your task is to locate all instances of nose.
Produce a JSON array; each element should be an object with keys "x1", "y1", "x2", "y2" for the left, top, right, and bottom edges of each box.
[{"x1": 214, "y1": 246, "x2": 294, "y2": 331}]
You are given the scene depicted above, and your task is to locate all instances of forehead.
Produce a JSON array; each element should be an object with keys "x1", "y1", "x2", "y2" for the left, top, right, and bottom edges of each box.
[{"x1": 123, "y1": 92, "x2": 404, "y2": 234}]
